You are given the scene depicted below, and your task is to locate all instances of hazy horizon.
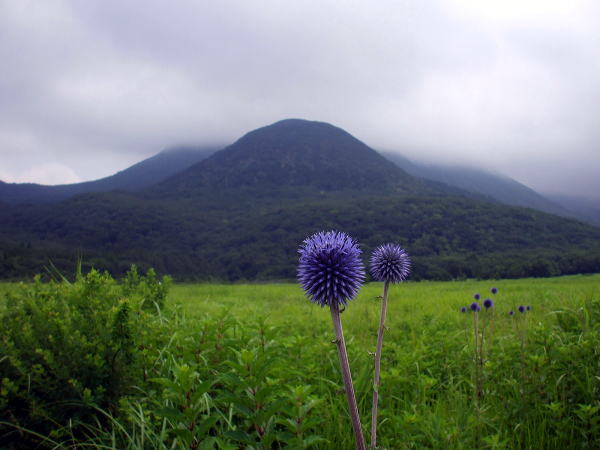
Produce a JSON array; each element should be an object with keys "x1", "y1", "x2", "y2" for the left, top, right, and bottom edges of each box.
[{"x1": 2, "y1": 1, "x2": 599, "y2": 198}]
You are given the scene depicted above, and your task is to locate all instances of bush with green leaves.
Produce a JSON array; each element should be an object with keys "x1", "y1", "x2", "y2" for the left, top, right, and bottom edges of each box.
[{"x1": 0, "y1": 266, "x2": 171, "y2": 447}]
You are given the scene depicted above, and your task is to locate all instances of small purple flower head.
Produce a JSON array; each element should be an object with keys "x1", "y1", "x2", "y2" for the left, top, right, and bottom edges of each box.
[
  {"x1": 508, "y1": 310, "x2": 514, "y2": 316},
  {"x1": 298, "y1": 231, "x2": 365, "y2": 308},
  {"x1": 526, "y1": 305, "x2": 531, "y2": 311},
  {"x1": 460, "y1": 306, "x2": 467, "y2": 313},
  {"x1": 491, "y1": 287, "x2": 498, "y2": 294},
  {"x1": 518, "y1": 305, "x2": 525, "y2": 313},
  {"x1": 369, "y1": 243, "x2": 411, "y2": 283},
  {"x1": 483, "y1": 298, "x2": 494, "y2": 309},
  {"x1": 470, "y1": 302, "x2": 481, "y2": 312},
  {"x1": 473, "y1": 293, "x2": 480, "y2": 300}
]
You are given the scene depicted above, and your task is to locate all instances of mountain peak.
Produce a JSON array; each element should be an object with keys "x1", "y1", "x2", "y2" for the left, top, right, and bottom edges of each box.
[{"x1": 154, "y1": 119, "x2": 423, "y2": 196}]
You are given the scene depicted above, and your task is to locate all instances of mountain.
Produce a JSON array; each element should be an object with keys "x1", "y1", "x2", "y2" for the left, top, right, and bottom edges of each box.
[
  {"x1": 151, "y1": 119, "x2": 432, "y2": 200},
  {"x1": 0, "y1": 145, "x2": 219, "y2": 204},
  {"x1": 1, "y1": 119, "x2": 600, "y2": 282},
  {"x1": 546, "y1": 194, "x2": 600, "y2": 226},
  {"x1": 381, "y1": 152, "x2": 571, "y2": 218}
]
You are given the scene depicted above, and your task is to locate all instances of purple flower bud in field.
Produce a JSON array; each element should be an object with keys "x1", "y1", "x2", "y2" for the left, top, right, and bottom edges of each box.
[
  {"x1": 508, "y1": 311, "x2": 514, "y2": 316},
  {"x1": 483, "y1": 298, "x2": 494, "y2": 309},
  {"x1": 369, "y1": 243, "x2": 411, "y2": 283},
  {"x1": 518, "y1": 305, "x2": 525, "y2": 313},
  {"x1": 473, "y1": 293, "x2": 480, "y2": 300},
  {"x1": 491, "y1": 287, "x2": 498, "y2": 294},
  {"x1": 526, "y1": 305, "x2": 531, "y2": 311},
  {"x1": 298, "y1": 231, "x2": 365, "y2": 308},
  {"x1": 470, "y1": 302, "x2": 480, "y2": 312},
  {"x1": 460, "y1": 306, "x2": 467, "y2": 313}
]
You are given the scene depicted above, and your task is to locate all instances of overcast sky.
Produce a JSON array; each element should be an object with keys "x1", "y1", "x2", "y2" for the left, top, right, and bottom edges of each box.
[{"x1": 1, "y1": 0, "x2": 599, "y2": 197}]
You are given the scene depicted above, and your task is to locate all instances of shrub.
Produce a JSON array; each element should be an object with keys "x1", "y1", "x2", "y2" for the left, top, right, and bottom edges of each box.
[{"x1": 0, "y1": 266, "x2": 170, "y2": 447}]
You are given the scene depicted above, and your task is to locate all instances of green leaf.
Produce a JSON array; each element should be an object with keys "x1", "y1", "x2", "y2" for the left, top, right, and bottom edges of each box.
[
  {"x1": 154, "y1": 407, "x2": 185, "y2": 423},
  {"x1": 224, "y1": 429, "x2": 254, "y2": 444}
]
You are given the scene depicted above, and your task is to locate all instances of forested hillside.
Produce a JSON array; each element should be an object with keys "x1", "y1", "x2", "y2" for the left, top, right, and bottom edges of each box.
[{"x1": 1, "y1": 120, "x2": 600, "y2": 281}]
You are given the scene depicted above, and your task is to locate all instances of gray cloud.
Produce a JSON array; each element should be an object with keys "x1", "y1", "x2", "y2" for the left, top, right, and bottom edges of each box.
[{"x1": 1, "y1": 0, "x2": 599, "y2": 197}]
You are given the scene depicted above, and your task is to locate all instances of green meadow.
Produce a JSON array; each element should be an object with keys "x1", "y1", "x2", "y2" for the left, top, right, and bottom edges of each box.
[{"x1": 1, "y1": 273, "x2": 599, "y2": 448}]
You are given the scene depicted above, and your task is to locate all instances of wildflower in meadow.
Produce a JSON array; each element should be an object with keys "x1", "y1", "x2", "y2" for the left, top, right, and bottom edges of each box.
[
  {"x1": 470, "y1": 288, "x2": 497, "y2": 446},
  {"x1": 369, "y1": 243, "x2": 411, "y2": 448},
  {"x1": 298, "y1": 231, "x2": 365, "y2": 308},
  {"x1": 526, "y1": 305, "x2": 531, "y2": 311},
  {"x1": 509, "y1": 310, "x2": 514, "y2": 316},
  {"x1": 370, "y1": 244, "x2": 411, "y2": 284},
  {"x1": 518, "y1": 305, "x2": 525, "y2": 313},
  {"x1": 461, "y1": 306, "x2": 467, "y2": 313},
  {"x1": 298, "y1": 231, "x2": 366, "y2": 449}
]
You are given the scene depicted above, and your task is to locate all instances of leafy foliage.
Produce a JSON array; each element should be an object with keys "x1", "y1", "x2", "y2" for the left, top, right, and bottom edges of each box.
[
  {"x1": 1, "y1": 276, "x2": 600, "y2": 448},
  {"x1": 0, "y1": 266, "x2": 171, "y2": 446}
]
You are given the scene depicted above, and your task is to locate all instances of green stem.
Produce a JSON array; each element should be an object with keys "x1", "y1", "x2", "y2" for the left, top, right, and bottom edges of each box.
[
  {"x1": 370, "y1": 280, "x2": 390, "y2": 448},
  {"x1": 330, "y1": 303, "x2": 366, "y2": 450}
]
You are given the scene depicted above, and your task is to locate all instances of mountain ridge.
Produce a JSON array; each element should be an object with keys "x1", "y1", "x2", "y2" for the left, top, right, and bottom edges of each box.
[
  {"x1": 1, "y1": 119, "x2": 600, "y2": 281},
  {"x1": 1, "y1": 120, "x2": 595, "y2": 227},
  {"x1": 381, "y1": 151, "x2": 573, "y2": 218},
  {"x1": 0, "y1": 145, "x2": 219, "y2": 204}
]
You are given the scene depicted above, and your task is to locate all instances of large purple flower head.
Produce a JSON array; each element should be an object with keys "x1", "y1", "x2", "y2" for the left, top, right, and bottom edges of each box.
[
  {"x1": 470, "y1": 302, "x2": 481, "y2": 312},
  {"x1": 369, "y1": 243, "x2": 411, "y2": 283},
  {"x1": 298, "y1": 231, "x2": 365, "y2": 308},
  {"x1": 483, "y1": 298, "x2": 494, "y2": 309}
]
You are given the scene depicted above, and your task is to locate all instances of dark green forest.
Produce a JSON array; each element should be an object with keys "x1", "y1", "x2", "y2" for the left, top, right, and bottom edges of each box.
[
  {"x1": 2, "y1": 119, "x2": 600, "y2": 281},
  {"x1": 2, "y1": 191, "x2": 600, "y2": 281}
]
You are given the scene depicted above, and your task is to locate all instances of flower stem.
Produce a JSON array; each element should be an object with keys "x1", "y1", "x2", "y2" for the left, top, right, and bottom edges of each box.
[
  {"x1": 370, "y1": 280, "x2": 390, "y2": 448},
  {"x1": 330, "y1": 303, "x2": 366, "y2": 450}
]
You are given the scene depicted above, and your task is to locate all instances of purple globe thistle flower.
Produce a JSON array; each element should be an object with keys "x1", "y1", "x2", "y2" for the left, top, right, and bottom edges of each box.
[
  {"x1": 473, "y1": 293, "x2": 480, "y2": 300},
  {"x1": 460, "y1": 306, "x2": 467, "y2": 313},
  {"x1": 298, "y1": 231, "x2": 365, "y2": 308},
  {"x1": 509, "y1": 310, "x2": 514, "y2": 316},
  {"x1": 518, "y1": 305, "x2": 525, "y2": 313},
  {"x1": 526, "y1": 305, "x2": 531, "y2": 311},
  {"x1": 483, "y1": 298, "x2": 494, "y2": 309},
  {"x1": 491, "y1": 287, "x2": 498, "y2": 294},
  {"x1": 470, "y1": 302, "x2": 480, "y2": 312},
  {"x1": 369, "y1": 243, "x2": 411, "y2": 283}
]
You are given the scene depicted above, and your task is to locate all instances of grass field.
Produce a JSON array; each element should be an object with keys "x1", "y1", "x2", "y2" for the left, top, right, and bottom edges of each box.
[
  {"x1": 168, "y1": 274, "x2": 600, "y2": 364},
  {"x1": 1, "y1": 273, "x2": 599, "y2": 448},
  {"x1": 169, "y1": 274, "x2": 600, "y2": 331}
]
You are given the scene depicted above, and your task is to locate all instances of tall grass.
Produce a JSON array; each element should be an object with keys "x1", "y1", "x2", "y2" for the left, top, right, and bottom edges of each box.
[
  {"x1": 1, "y1": 274, "x2": 599, "y2": 448},
  {"x1": 167, "y1": 274, "x2": 600, "y2": 448}
]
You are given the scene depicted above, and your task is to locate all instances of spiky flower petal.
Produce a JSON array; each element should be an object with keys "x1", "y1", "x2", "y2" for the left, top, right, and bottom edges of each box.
[
  {"x1": 369, "y1": 243, "x2": 411, "y2": 283},
  {"x1": 298, "y1": 231, "x2": 365, "y2": 308}
]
